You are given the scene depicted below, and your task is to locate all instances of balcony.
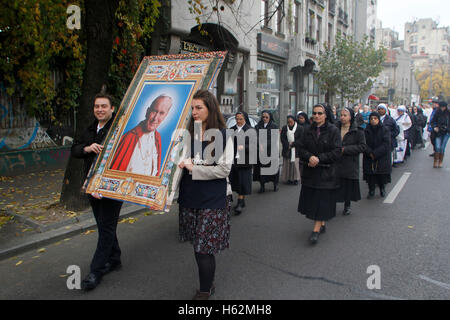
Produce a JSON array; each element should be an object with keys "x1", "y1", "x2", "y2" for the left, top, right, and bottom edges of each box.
[{"x1": 302, "y1": 35, "x2": 319, "y2": 57}]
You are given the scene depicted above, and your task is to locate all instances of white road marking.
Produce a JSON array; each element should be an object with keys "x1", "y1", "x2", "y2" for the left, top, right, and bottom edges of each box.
[
  {"x1": 418, "y1": 275, "x2": 450, "y2": 290},
  {"x1": 383, "y1": 172, "x2": 411, "y2": 204}
]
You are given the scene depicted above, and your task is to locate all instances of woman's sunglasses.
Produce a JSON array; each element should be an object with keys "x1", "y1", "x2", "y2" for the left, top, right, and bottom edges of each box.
[{"x1": 312, "y1": 112, "x2": 324, "y2": 115}]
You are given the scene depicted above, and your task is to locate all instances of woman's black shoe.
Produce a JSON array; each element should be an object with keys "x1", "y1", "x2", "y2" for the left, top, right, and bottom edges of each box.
[
  {"x1": 293, "y1": 180, "x2": 298, "y2": 185},
  {"x1": 273, "y1": 183, "x2": 278, "y2": 192},
  {"x1": 309, "y1": 231, "x2": 320, "y2": 244},
  {"x1": 367, "y1": 190, "x2": 375, "y2": 199},
  {"x1": 319, "y1": 225, "x2": 326, "y2": 234}
]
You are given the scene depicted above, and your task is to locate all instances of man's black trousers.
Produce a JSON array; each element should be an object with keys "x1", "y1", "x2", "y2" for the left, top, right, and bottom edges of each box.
[{"x1": 88, "y1": 196, "x2": 123, "y2": 277}]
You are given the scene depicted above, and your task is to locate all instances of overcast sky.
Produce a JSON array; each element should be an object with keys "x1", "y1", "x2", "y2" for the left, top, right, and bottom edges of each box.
[{"x1": 377, "y1": 0, "x2": 450, "y2": 39}]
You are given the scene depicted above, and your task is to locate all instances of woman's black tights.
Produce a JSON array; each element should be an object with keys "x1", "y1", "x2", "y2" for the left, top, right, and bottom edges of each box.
[{"x1": 195, "y1": 252, "x2": 215, "y2": 292}]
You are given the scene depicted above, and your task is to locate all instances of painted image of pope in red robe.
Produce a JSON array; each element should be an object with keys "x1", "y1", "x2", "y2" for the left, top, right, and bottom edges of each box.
[{"x1": 110, "y1": 95, "x2": 173, "y2": 176}]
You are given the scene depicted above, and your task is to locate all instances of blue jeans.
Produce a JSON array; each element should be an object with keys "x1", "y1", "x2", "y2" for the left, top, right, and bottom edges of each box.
[{"x1": 435, "y1": 134, "x2": 450, "y2": 154}]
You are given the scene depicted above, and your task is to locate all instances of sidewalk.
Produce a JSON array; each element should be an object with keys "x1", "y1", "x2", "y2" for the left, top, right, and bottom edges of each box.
[{"x1": 0, "y1": 169, "x2": 149, "y2": 260}]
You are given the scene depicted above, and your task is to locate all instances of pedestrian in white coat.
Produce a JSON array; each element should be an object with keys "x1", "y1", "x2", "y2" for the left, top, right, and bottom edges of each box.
[{"x1": 393, "y1": 105, "x2": 412, "y2": 164}]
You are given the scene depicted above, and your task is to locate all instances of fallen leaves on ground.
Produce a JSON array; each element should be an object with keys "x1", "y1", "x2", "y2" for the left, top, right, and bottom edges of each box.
[
  {"x1": 119, "y1": 217, "x2": 138, "y2": 224},
  {"x1": 0, "y1": 215, "x2": 14, "y2": 228},
  {"x1": 84, "y1": 230, "x2": 96, "y2": 235}
]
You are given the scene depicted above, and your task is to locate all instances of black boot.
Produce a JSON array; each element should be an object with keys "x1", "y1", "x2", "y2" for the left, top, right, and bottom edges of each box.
[
  {"x1": 343, "y1": 203, "x2": 351, "y2": 215},
  {"x1": 273, "y1": 182, "x2": 278, "y2": 192},
  {"x1": 234, "y1": 199, "x2": 245, "y2": 215},
  {"x1": 380, "y1": 185, "x2": 386, "y2": 197},
  {"x1": 258, "y1": 183, "x2": 265, "y2": 193},
  {"x1": 367, "y1": 185, "x2": 375, "y2": 199}
]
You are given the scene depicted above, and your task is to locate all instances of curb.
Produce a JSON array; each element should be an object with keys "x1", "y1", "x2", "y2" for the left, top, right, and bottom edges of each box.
[
  {"x1": 0, "y1": 204, "x2": 149, "y2": 261},
  {"x1": 5, "y1": 209, "x2": 93, "y2": 233}
]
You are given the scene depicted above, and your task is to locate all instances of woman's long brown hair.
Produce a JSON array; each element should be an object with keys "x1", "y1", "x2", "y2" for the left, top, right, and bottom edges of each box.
[{"x1": 188, "y1": 89, "x2": 226, "y2": 138}]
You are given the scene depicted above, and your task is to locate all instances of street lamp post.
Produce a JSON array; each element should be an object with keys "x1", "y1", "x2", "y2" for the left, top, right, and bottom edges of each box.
[
  {"x1": 409, "y1": 62, "x2": 413, "y2": 105},
  {"x1": 429, "y1": 60, "x2": 433, "y2": 99}
]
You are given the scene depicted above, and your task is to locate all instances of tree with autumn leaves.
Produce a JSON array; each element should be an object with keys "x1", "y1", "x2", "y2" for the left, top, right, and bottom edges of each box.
[
  {"x1": 0, "y1": 0, "x2": 161, "y2": 209},
  {"x1": 415, "y1": 62, "x2": 450, "y2": 102},
  {"x1": 59, "y1": 0, "x2": 161, "y2": 210},
  {"x1": 0, "y1": 1, "x2": 85, "y2": 121},
  {"x1": 316, "y1": 34, "x2": 386, "y2": 105}
]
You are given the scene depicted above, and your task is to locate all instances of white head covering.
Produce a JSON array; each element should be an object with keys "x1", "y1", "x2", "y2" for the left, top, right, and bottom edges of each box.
[
  {"x1": 397, "y1": 105, "x2": 407, "y2": 112},
  {"x1": 377, "y1": 104, "x2": 387, "y2": 112}
]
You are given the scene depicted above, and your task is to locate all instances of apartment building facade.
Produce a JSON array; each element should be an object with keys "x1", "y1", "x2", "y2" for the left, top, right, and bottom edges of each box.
[
  {"x1": 151, "y1": 0, "x2": 358, "y2": 125},
  {"x1": 404, "y1": 18, "x2": 450, "y2": 70}
]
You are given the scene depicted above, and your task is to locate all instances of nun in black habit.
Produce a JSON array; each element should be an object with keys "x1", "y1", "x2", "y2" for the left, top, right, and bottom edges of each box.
[
  {"x1": 297, "y1": 104, "x2": 342, "y2": 245},
  {"x1": 253, "y1": 110, "x2": 280, "y2": 193},
  {"x1": 229, "y1": 111, "x2": 255, "y2": 215},
  {"x1": 335, "y1": 107, "x2": 366, "y2": 215}
]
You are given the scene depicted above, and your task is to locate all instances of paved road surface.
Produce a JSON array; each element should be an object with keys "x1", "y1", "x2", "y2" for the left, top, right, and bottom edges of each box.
[{"x1": 1, "y1": 146, "x2": 449, "y2": 300}]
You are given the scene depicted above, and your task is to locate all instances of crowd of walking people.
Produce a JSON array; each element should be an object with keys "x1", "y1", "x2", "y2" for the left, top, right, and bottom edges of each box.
[{"x1": 74, "y1": 89, "x2": 448, "y2": 299}]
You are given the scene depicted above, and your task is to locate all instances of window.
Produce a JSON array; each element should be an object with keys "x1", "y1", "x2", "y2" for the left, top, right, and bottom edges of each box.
[
  {"x1": 308, "y1": 10, "x2": 315, "y2": 38},
  {"x1": 261, "y1": 0, "x2": 269, "y2": 28},
  {"x1": 275, "y1": 0, "x2": 284, "y2": 34},
  {"x1": 328, "y1": 23, "x2": 333, "y2": 49},
  {"x1": 294, "y1": 2, "x2": 300, "y2": 34},
  {"x1": 317, "y1": 16, "x2": 322, "y2": 43}
]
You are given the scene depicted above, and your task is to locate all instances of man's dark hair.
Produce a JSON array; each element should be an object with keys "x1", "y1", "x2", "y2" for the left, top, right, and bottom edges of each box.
[{"x1": 93, "y1": 93, "x2": 114, "y2": 107}]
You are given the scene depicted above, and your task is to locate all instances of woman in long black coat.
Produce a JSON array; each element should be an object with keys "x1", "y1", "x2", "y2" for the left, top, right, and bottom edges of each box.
[
  {"x1": 253, "y1": 110, "x2": 280, "y2": 193},
  {"x1": 230, "y1": 111, "x2": 254, "y2": 215},
  {"x1": 298, "y1": 104, "x2": 342, "y2": 245},
  {"x1": 280, "y1": 115, "x2": 303, "y2": 185},
  {"x1": 335, "y1": 108, "x2": 366, "y2": 215},
  {"x1": 363, "y1": 112, "x2": 392, "y2": 199}
]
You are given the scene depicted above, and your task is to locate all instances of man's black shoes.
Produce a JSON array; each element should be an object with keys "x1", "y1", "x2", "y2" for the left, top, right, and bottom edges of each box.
[
  {"x1": 81, "y1": 273, "x2": 102, "y2": 291},
  {"x1": 100, "y1": 261, "x2": 122, "y2": 275}
]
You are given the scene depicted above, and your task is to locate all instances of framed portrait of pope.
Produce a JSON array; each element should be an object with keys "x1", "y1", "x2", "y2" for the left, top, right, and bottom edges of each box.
[{"x1": 83, "y1": 52, "x2": 227, "y2": 212}]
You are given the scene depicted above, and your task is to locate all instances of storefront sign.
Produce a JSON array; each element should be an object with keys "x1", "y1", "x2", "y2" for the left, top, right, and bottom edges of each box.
[
  {"x1": 257, "y1": 33, "x2": 289, "y2": 59},
  {"x1": 180, "y1": 41, "x2": 210, "y2": 54}
]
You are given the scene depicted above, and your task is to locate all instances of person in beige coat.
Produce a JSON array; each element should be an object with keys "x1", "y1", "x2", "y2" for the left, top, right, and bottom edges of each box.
[{"x1": 178, "y1": 90, "x2": 234, "y2": 300}]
